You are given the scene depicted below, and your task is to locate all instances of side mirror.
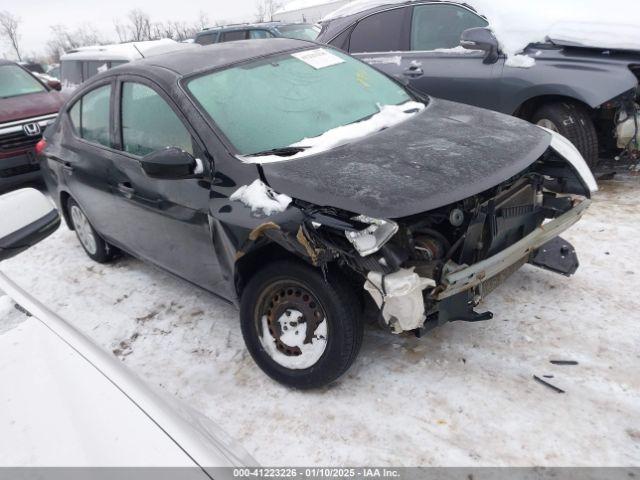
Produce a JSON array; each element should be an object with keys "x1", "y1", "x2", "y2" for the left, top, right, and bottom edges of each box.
[
  {"x1": 47, "y1": 79, "x2": 62, "y2": 91},
  {"x1": 460, "y1": 27, "x2": 499, "y2": 64},
  {"x1": 0, "y1": 189, "x2": 60, "y2": 262},
  {"x1": 140, "y1": 147, "x2": 204, "y2": 180}
]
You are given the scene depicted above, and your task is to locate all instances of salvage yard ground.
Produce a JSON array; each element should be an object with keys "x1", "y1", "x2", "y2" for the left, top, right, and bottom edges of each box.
[{"x1": 1, "y1": 175, "x2": 639, "y2": 466}]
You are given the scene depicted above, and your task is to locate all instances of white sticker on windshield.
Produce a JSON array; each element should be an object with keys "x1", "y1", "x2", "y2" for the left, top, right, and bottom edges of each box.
[{"x1": 291, "y1": 48, "x2": 345, "y2": 69}]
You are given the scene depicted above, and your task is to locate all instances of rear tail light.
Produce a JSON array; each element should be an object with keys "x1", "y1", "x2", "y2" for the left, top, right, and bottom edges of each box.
[{"x1": 35, "y1": 138, "x2": 47, "y2": 156}]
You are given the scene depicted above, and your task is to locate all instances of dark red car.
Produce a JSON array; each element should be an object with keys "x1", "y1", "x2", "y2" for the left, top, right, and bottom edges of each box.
[{"x1": 0, "y1": 60, "x2": 63, "y2": 191}]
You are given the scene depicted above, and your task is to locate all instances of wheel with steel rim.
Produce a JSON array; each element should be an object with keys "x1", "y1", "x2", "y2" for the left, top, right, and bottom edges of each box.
[
  {"x1": 67, "y1": 197, "x2": 115, "y2": 263},
  {"x1": 240, "y1": 260, "x2": 363, "y2": 389}
]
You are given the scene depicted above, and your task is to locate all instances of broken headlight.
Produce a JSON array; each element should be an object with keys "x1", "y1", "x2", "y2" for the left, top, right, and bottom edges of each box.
[{"x1": 345, "y1": 215, "x2": 398, "y2": 257}]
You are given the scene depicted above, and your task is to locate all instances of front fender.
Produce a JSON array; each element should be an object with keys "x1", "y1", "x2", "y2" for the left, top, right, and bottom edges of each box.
[{"x1": 502, "y1": 49, "x2": 639, "y2": 113}]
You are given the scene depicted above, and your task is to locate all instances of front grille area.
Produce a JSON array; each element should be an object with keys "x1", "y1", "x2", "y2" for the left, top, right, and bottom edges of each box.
[
  {"x1": 0, "y1": 129, "x2": 41, "y2": 152},
  {"x1": 0, "y1": 163, "x2": 40, "y2": 178}
]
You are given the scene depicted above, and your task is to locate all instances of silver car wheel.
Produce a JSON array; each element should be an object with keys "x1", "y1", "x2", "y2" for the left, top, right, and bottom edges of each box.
[{"x1": 70, "y1": 205, "x2": 98, "y2": 255}]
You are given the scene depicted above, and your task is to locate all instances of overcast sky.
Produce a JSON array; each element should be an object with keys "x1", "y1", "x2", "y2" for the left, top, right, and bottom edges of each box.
[{"x1": 2, "y1": 0, "x2": 262, "y2": 59}]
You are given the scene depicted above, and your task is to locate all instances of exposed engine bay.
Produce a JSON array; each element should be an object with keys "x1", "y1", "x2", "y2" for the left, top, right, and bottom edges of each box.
[
  {"x1": 600, "y1": 78, "x2": 640, "y2": 161},
  {"x1": 239, "y1": 143, "x2": 594, "y2": 336}
]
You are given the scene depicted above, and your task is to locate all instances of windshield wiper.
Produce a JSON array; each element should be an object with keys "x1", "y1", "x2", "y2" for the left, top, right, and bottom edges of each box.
[{"x1": 247, "y1": 146, "x2": 309, "y2": 157}]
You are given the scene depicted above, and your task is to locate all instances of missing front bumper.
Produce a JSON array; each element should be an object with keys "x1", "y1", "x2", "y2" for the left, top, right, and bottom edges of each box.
[{"x1": 433, "y1": 198, "x2": 590, "y2": 301}]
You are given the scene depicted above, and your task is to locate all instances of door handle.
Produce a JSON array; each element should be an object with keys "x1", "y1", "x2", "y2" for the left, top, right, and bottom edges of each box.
[
  {"x1": 403, "y1": 66, "x2": 424, "y2": 78},
  {"x1": 62, "y1": 161, "x2": 74, "y2": 174},
  {"x1": 117, "y1": 182, "x2": 135, "y2": 198}
]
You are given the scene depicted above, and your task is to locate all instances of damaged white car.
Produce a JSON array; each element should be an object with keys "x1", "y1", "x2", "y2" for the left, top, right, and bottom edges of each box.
[{"x1": 40, "y1": 39, "x2": 597, "y2": 388}]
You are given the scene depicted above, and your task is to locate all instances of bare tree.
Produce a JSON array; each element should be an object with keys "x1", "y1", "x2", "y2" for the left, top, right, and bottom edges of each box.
[
  {"x1": 128, "y1": 9, "x2": 152, "y2": 41},
  {"x1": 255, "y1": 0, "x2": 282, "y2": 22},
  {"x1": 113, "y1": 18, "x2": 129, "y2": 43},
  {"x1": 0, "y1": 11, "x2": 22, "y2": 61},
  {"x1": 195, "y1": 10, "x2": 210, "y2": 31},
  {"x1": 113, "y1": 10, "x2": 214, "y2": 44},
  {"x1": 46, "y1": 24, "x2": 110, "y2": 62}
]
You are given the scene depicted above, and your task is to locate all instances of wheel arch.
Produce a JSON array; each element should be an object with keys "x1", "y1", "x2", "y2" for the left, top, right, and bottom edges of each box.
[
  {"x1": 233, "y1": 240, "x2": 362, "y2": 303},
  {"x1": 513, "y1": 94, "x2": 595, "y2": 121},
  {"x1": 59, "y1": 190, "x2": 74, "y2": 230},
  {"x1": 234, "y1": 242, "x2": 309, "y2": 298}
]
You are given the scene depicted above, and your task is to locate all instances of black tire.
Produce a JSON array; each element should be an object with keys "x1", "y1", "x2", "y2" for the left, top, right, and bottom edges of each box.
[
  {"x1": 531, "y1": 101, "x2": 599, "y2": 169},
  {"x1": 240, "y1": 260, "x2": 363, "y2": 389},
  {"x1": 67, "y1": 197, "x2": 115, "y2": 263}
]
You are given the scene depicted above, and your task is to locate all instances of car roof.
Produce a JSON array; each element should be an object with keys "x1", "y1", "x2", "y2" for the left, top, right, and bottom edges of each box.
[
  {"x1": 130, "y1": 37, "x2": 312, "y2": 76},
  {"x1": 323, "y1": 0, "x2": 479, "y2": 22},
  {"x1": 198, "y1": 21, "x2": 312, "y2": 34},
  {"x1": 60, "y1": 39, "x2": 197, "y2": 62},
  {"x1": 198, "y1": 22, "x2": 282, "y2": 34}
]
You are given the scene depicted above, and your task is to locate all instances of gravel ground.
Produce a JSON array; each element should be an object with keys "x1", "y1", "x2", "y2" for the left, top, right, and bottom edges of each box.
[{"x1": 1, "y1": 175, "x2": 639, "y2": 466}]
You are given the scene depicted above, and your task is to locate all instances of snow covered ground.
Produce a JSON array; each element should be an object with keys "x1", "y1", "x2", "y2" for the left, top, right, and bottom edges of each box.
[{"x1": 1, "y1": 175, "x2": 639, "y2": 466}]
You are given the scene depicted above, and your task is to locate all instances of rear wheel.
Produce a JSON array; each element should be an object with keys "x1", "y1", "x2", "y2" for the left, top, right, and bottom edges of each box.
[
  {"x1": 67, "y1": 198, "x2": 115, "y2": 263},
  {"x1": 240, "y1": 260, "x2": 363, "y2": 389},
  {"x1": 531, "y1": 101, "x2": 599, "y2": 169}
]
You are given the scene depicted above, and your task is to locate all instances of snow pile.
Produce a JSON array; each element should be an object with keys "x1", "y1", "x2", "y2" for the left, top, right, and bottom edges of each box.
[
  {"x1": 229, "y1": 180, "x2": 292, "y2": 216},
  {"x1": 432, "y1": 46, "x2": 480, "y2": 54},
  {"x1": 292, "y1": 100, "x2": 425, "y2": 151},
  {"x1": 245, "y1": 101, "x2": 425, "y2": 163},
  {"x1": 505, "y1": 54, "x2": 536, "y2": 69},
  {"x1": 275, "y1": 0, "x2": 341, "y2": 14},
  {"x1": 323, "y1": 0, "x2": 640, "y2": 67}
]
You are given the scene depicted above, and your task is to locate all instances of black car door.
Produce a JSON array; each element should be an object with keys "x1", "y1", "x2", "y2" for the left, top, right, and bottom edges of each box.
[
  {"x1": 346, "y1": 3, "x2": 504, "y2": 110},
  {"x1": 347, "y1": 6, "x2": 412, "y2": 81},
  {"x1": 108, "y1": 75, "x2": 223, "y2": 292},
  {"x1": 59, "y1": 80, "x2": 121, "y2": 238},
  {"x1": 402, "y1": 3, "x2": 503, "y2": 109}
]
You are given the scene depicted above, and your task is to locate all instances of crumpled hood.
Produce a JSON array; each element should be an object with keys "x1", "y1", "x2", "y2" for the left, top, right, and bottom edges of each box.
[
  {"x1": 0, "y1": 91, "x2": 63, "y2": 125},
  {"x1": 261, "y1": 98, "x2": 552, "y2": 218}
]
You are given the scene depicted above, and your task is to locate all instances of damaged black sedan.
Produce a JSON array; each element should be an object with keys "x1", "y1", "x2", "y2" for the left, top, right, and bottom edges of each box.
[{"x1": 40, "y1": 39, "x2": 597, "y2": 388}]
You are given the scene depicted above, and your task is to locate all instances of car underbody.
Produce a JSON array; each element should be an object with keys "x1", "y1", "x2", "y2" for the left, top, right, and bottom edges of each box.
[{"x1": 235, "y1": 145, "x2": 592, "y2": 338}]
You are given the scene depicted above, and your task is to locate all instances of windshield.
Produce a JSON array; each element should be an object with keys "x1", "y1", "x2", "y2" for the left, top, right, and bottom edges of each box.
[
  {"x1": 0, "y1": 65, "x2": 46, "y2": 99},
  {"x1": 187, "y1": 48, "x2": 414, "y2": 156},
  {"x1": 276, "y1": 24, "x2": 320, "y2": 41}
]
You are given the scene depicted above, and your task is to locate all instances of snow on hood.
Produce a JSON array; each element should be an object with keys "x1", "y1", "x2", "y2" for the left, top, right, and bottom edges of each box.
[
  {"x1": 323, "y1": 0, "x2": 640, "y2": 67},
  {"x1": 230, "y1": 179, "x2": 292, "y2": 216},
  {"x1": 241, "y1": 100, "x2": 425, "y2": 164}
]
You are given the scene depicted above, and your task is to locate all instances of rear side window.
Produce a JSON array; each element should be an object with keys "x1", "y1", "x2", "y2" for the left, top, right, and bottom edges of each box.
[
  {"x1": 328, "y1": 28, "x2": 352, "y2": 51},
  {"x1": 196, "y1": 32, "x2": 218, "y2": 45},
  {"x1": 249, "y1": 29, "x2": 274, "y2": 39},
  {"x1": 83, "y1": 61, "x2": 110, "y2": 81},
  {"x1": 221, "y1": 30, "x2": 247, "y2": 42},
  {"x1": 69, "y1": 84, "x2": 112, "y2": 147},
  {"x1": 349, "y1": 7, "x2": 406, "y2": 53},
  {"x1": 410, "y1": 4, "x2": 488, "y2": 51},
  {"x1": 61, "y1": 60, "x2": 83, "y2": 87},
  {"x1": 121, "y1": 82, "x2": 193, "y2": 157}
]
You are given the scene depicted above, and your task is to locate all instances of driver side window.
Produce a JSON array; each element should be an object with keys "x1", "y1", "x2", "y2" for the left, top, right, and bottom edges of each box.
[
  {"x1": 120, "y1": 82, "x2": 193, "y2": 157},
  {"x1": 410, "y1": 4, "x2": 488, "y2": 51}
]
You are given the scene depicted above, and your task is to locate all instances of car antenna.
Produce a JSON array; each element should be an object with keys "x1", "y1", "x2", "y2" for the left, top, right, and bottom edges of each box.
[{"x1": 133, "y1": 43, "x2": 145, "y2": 59}]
